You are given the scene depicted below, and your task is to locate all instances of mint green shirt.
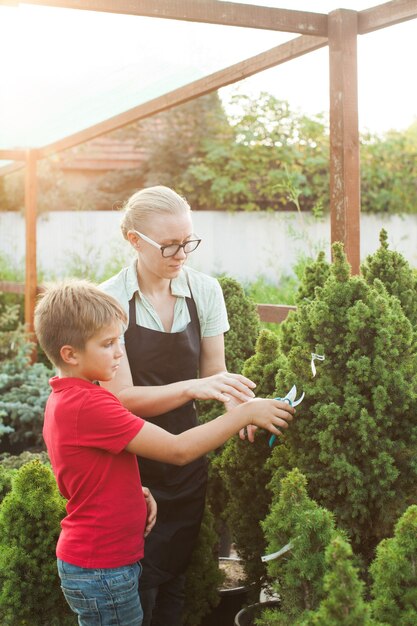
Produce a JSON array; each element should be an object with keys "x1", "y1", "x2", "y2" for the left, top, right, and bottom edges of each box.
[{"x1": 100, "y1": 260, "x2": 229, "y2": 342}]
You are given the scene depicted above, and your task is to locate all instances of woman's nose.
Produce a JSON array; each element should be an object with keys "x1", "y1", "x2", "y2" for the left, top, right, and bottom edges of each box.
[{"x1": 174, "y1": 245, "x2": 187, "y2": 259}]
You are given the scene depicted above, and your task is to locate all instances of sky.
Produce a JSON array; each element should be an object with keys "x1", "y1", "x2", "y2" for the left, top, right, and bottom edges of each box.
[{"x1": 0, "y1": 0, "x2": 416, "y2": 151}]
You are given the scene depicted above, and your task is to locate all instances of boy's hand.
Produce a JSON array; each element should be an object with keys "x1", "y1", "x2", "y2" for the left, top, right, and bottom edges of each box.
[
  {"x1": 243, "y1": 398, "x2": 295, "y2": 437},
  {"x1": 142, "y1": 487, "x2": 157, "y2": 537}
]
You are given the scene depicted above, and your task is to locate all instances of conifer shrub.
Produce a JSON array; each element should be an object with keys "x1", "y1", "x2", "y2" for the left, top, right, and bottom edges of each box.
[
  {"x1": 0, "y1": 460, "x2": 74, "y2": 625},
  {"x1": 216, "y1": 329, "x2": 284, "y2": 595},
  {"x1": 269, "y1": 243, "x2": 417, "y2": 563},
  {"x1": 197, "y1": 276, "x2": 260, "y2": 564},
  {"x1": 361, "y1": 228, "x2": 417, "y2": 331},
  {"x1": 183, "y1": 504, "x2": 224, "y2": 626},
  {"x1": 0, "y1": 449, "x2": 51, "y2": 470},
  {"x1": 258, "y1": 469, "x2": 384, "y2": 626},
  {"x1": 370, "y1": 504, "x2": 417, "y2": 625},
  {"x1": 197, "y1": 275, "x2": 260, "y2": 425},
  {"x1": 299, "y1": 535, "x2": 373, "y2": 626},
  {"x1": 258, "y1": 468, "x2": 339, "y2": 624},
  {"x1": 0, "y1": 464, "x2": 14, "y2": 505},
  {"x1": 0, "y1": 348, "x2": 53, "y2": 453}
]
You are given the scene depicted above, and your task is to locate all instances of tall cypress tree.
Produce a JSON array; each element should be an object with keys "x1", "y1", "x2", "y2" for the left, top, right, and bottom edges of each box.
[{"x1": 270, "y1": 243, "x2": 417, "y2": 563}]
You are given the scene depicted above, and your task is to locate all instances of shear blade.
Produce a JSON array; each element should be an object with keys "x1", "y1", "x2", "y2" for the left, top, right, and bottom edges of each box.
[
  {"x1": 285, "y1": 385, "x2": 297, "y2": 403},
  {"x1": 292, "y1": 391, "x2": 305, "y2": 407}
]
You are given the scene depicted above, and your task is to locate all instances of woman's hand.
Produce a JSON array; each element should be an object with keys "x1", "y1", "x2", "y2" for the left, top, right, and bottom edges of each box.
[
  {"x1": 188, "y1": 372, "x2": 256, "y2": 404},
  {"x1": 142, "y1": 486, "x2": 157, "y2": 537}
]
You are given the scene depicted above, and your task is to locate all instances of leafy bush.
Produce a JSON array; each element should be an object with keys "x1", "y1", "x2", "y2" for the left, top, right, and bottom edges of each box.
[
  {"x1": 198, "y1": 275, "x2": 260, "y2": 425},
  {"x1": 0, "y1": 460, "x2": 74, "y2": 625},
  {"x1": 183, "y1": 504, "x2": 224, "y2": 626},
  {"x1": 361, "y1": 228, "x2": 417, "y2": 331},
  {"x1": 215, "y1": 329, "x2": 284, "y2": 595},
  {"x1": 370, "y1": 505, "x2": 417, "y2": 625},
  {"x1": 271, "y1": 243, "x2": 417, "y2": 563},
  {"x1": 0, "y1": 465, "x2": 14, "y2": 505},
  {"x1": 0, "y1": 449, "x2": 51, "y2": 470},
  {"x1": 0, "y1": 349, "x2": 53, "y2": 453}
]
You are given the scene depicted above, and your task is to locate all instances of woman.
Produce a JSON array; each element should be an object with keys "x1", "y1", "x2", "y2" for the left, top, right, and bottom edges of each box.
[{"x1": 100, "y1": 186, "x2": 256, "y2": 626}]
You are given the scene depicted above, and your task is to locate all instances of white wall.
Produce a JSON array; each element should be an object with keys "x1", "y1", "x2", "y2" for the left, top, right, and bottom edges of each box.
[{"x1": 1, "y1": 211, "x2": 416, "y2": 284}]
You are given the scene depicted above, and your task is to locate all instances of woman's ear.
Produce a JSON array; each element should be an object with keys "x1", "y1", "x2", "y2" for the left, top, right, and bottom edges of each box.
[
  {"x1": 60, "y1": 345, "x2": 78, "y2": 365},
  {"x1": 127, "y1": 230, "x2": 140, "y2": 249}
]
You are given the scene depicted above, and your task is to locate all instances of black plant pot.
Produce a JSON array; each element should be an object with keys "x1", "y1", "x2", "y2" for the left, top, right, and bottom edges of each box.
[
  {"x1": 234, "y1": 600, "x2": 281, "y2": 626},
  {"x1": 200, "y1": 558, "x2": 250, "y2": 626}
]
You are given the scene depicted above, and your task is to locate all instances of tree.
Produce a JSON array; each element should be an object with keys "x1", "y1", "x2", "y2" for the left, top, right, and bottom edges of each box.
[
  {"x1": 370, "y1": 505, "x2": 417, "y2": 626},
  {"x1": 268, "y1": 244, "x2": 417, "y2": 563},
  {"x1": 300, "y1": 536, "x2": 373, "y2": 626},
  {"x1": 258, "y1": 469, "x2": 339, "y2": 625},
  {"x1": 361, "y1": 123, "x2": 417, "y2": 214},
  {"x1": 0, "y1": 461, "x2": 74, "y2": 625},
  {"x1": 361, "y1": 228, "x2": 417, "y2": 331}
]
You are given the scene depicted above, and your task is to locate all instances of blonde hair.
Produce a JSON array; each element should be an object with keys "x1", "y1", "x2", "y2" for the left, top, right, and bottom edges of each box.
[
  {"x1": 120, "y1": 185, "x2": 191, "y2": 240},
  {"x1": 34, "y1": 279, "x2": 127, "y2": 368}
]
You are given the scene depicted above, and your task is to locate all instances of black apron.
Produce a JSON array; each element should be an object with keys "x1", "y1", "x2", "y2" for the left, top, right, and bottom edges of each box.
[{"x1": 124, "y1": 291, "x2": 208, "y2": 588}]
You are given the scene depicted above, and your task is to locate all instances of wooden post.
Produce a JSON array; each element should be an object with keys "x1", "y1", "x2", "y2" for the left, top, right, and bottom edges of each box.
[
  {"x1": 328, "y1": 9, "x2": 360, "y2": 275},
  {"x1": 24, "y1": 150, "x2": 38, "y2": 347}
]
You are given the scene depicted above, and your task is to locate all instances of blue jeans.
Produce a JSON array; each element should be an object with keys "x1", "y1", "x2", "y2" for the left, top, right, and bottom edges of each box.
[{"x1": 57, "y1": 558, "x2": 143, "y2": 626}]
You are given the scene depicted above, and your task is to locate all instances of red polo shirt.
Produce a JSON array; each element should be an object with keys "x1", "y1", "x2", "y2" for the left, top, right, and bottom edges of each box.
[{"x1": 43, "y1": 376, "x2": 146, "y2": 568}]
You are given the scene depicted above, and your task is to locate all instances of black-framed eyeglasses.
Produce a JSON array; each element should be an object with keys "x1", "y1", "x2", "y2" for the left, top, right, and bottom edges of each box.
[{"x1": 132, "y1": 230, "x2": 202, "y2": 258}]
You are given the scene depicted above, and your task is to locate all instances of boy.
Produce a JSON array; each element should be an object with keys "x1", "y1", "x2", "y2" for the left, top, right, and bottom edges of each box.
[{"x1": 34, "y1": 279, "x2": 294, "y2": 626}]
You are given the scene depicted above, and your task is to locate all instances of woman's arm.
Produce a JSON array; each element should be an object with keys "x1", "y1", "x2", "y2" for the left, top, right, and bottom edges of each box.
[
  {"x1": 100, "y1": 343, "x2": 256, "y2": 418},
  {"x1": 125, "y1": 398, "x2": 295, "y2": 464}
]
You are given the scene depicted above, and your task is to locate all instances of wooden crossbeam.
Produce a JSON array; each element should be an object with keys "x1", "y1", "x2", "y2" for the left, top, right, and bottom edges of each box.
[
  {"x1": 0, "y1": 150, "x2": 27, "y2": 160},
  {"x1": 358, "y1": 0, "x2": 417, "y2": 34},
  {"x1": 16, "y1": 0, "x2": 328, "y2": 36}
]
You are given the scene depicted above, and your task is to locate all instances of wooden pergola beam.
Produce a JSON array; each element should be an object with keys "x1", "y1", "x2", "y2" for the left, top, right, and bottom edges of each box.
[
  {"x1": 17, "y1": 0, "x2": 328, "y2": 36},
  {"x1": 358, "y1": 0, "x2": 417, "y2": 34},
  {"x1": 24, "y1": 150, "x2": 38, "y2": 339},
  {"x1": 36, "y1": 34, "x2": 327, "y2": 160},
  {"x1": 328, "y1": 9, "x2": 360, "y2": 275},
  {"x1": 0, "y1": 149, "x2": 27, "y2": 160}
]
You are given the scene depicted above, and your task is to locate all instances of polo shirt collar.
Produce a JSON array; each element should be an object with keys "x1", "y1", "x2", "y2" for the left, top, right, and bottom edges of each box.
[{"x1": 127, "y1": 259, "x2": 191, "y2": 300}]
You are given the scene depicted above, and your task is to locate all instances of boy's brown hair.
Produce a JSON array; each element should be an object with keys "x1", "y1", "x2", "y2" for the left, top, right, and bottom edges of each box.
[{"x1": 34, "y1": 279, "x2": 127, "y2": 368}]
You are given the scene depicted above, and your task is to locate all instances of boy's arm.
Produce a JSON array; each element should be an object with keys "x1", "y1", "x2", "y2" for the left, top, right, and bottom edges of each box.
[{"x1": 125, "y1": 398, "x2": 294, "y2": 465}]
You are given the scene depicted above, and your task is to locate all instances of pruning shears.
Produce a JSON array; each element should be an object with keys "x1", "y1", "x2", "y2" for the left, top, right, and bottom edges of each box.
[{"x1": 269, "y1": 385, "x2": 305, "y2": 448}]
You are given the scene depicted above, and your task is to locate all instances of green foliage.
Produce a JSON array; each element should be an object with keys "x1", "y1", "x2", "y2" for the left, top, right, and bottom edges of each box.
[
  {"x1": 198, "y1": 277, "x2": 261, "y2": 590},
  {"x1": 0, "y1": 450, "x2": 51, "y2": 470},
  {"x1": 2, "y1": 158, "x2": 85, "y2": 215},
  {"x1": 260, "y1": 469, "x2": 338, "y2": 623},
  {"x1": 0, "y1": 350, "x2": 53, "y2": 453},
  {"x1": 370, "y1": 505, "x2": 417, "y2": 626},
  {"x1": 299, "y1": 536, "x2": 373, "y2": 626},
  {"x1": 184, "y1": 93, "x2": 329, "y2": 212},
  {"x1": 295, "y1": 250, "x2": 331, "y2": 305},
  {"x1": 198, "y1": 276, "x2": 260, "y2": 424},
  {"x1": 269, "y1": 243, "x2": 417, "y2": 563},
  {"x1": 0, "y1": 464, "x2": 14, "y2": 505},
  {"x1": 0, "y1": 461, "x2": 74, "y2": 625},
  {"x1": 216, "y1": 430, "x2": 273, "y2": 598},
  {"x1": 183, "y1": 504, "x2": 224, "y2": 626},
  {"x1": 361, "y1": 228, "x2": 417, "y2": 330},
  {"x1": 0, "y1": 303, "x2": 29, "y2": 366},
  {"x1": 361, "y1": 125, "x2": 417, "y2": 214}
]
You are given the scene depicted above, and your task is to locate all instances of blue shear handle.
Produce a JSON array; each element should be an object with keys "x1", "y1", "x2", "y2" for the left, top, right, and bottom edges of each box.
[{"x1": 269, "y1": 397, "x2": 292, "y2": 448}]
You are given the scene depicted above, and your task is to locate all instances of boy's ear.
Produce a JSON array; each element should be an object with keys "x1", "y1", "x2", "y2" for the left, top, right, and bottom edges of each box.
[{"x1": 60, "y1": 345, "x2": 79, "y2": 365}]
